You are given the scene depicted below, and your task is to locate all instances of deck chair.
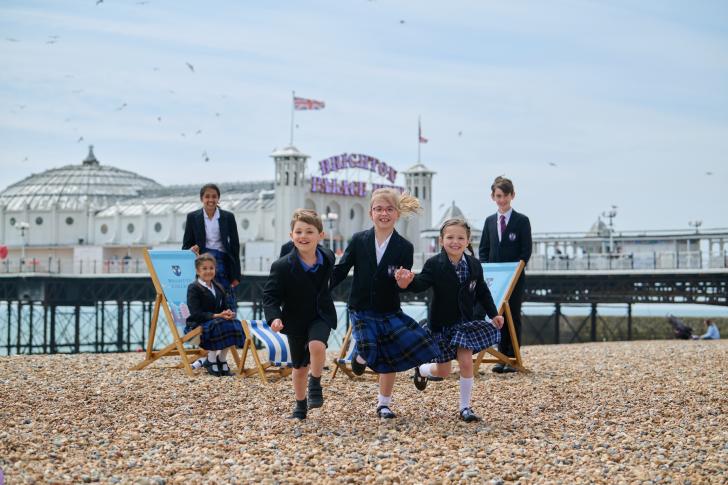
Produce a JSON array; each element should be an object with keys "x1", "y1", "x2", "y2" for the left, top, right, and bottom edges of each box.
[
  {"x1": 473, "y1": 260, "x2": 529, "y2": 373},
  {"x1": 331, "y1": 324, "x2": 377, "y2": 380},
  {"x1": 238, "y1": 319, "x2": 293, "y2": 383},
  {"x1": 131, "y1": 249, "x2": 241, "y2": 376}
]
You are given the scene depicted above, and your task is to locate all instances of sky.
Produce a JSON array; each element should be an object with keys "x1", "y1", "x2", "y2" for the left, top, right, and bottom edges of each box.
[{"x1": 1, "y1": 0, "x2": 727, "y2": 234}]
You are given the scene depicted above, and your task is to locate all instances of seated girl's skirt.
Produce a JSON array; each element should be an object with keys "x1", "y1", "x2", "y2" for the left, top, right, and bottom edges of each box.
[
  {"x1": 185, "y1": 318, "x2": 245, "y2": 351},
  {"x1": 350, "y1": 310, "x2": 440, "y2": 373},
  {"x1": 431, "y1": 320, "x2": 501, "y2": 363}
]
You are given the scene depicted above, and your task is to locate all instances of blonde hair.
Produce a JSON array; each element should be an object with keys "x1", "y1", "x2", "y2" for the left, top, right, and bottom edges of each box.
[
  {"x1": 370, "y1": 188, "x2": 421, "y2": 217},
  {"x1": 290, "y1": 208, "x2": 323, "y2": 232}
]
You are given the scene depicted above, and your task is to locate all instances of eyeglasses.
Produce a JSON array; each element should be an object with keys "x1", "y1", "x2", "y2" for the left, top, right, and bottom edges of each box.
[{"x1": 371, "y1": 206, "x2": 396, "y2": 214}]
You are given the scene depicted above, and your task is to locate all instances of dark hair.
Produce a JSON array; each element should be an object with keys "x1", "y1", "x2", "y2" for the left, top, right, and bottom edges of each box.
[
  {"x1": 194, "y1": 252, "x2": 216, "y2": 270},
  {"x1": 491, "y1": 176, "x2": 514, "y2": 196},
  {"x1": 290, "y1": 208, "x2": 323, "y2": 232},
  {"x1": 439, "y1": 218, "x2": 474, "y2": 255},
  {"x1": 199, "y1": 183, "x2": 221, "y2": 199}
]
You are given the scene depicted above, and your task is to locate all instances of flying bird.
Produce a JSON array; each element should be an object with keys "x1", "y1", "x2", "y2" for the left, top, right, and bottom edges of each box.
[
  {"x1": 46, "y1": 40, "x2": 57, "y2": 44},
  {"x1": 706, "y1": 171, "x2": 713, "y2": 176},
  {"x1": 152, "y1": 67, "x2": 159, "y2": 71},
  {"x1": 6, "y1": 37, "x2": 19, "y2": 42},
  {"x1": 215, "y1": 112, "x2": 221, "y2": 117},
  {"x1": 157, "y1": 116, "x2": 162, "y2": 122},
  {"x1": 202, "y1": 151, "x2": 210, "y2": 162},
  {"x1": 136, "y1": 1, "x2": 150, "y2": 4},
  {"x1": 195, "y1": 129, "x2": 202, "y2": 135},
  {"x1": 115, "y1": 103, "x2": 127, "y2": 111},
  {"x1": 96, "y1": 0, "x2": 103, "y2": 5},
  {"x1": 77, "y1": 136, "x2": 84, "y2": 143},
  {"x1": 400, "y1": 20, "x2": 405, "y2": 24},
  {"x1": 22, "y1": 157, "x2": 29, "y2": 162},
  {"x1": 185, "y1": 62, "x2": 195, "y2": 72},
  {"x1": 180, "y1": 132, "x2": 186, "y2": 137},
  {"x1": 549, "y1": 162, "x2": 558, "y2": 167},
  {"x1": 457, "y1": 131, "x2": 462, "y2": 137}
]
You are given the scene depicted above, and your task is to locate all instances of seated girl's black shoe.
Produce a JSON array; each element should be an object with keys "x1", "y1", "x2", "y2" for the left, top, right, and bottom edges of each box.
[
  {"x1": 218, "y1": 361, "x2": 232, "y2": 376},
  {"x1": 206, "y1": 362, "x2": 221, "y2": 377},
  {"x1": 351, "y1": 352, "x2": 366, "y2": 376},
  {"x1": 290, "y1": 399, "x2": 307, "y2": 420}
]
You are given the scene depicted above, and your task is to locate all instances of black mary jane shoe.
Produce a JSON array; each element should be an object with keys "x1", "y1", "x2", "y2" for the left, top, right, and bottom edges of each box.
[
  {"x1": 412, "y1": 367, "x2": 428, "y2": 391},
  {"x1": 376, "y1": 405, "x2": 396, "y2": 419},
  {"x1": 218, "y1": 361, "x2": 232, "y2": 377},
  {"x1": 206, "y1": 361, "x2": 221, "y2": 377},
  {"x1": 459, "y1": 407, "x2": 482, "y2": 423},
  {"x1": 350, "y1": 352, "x2": 366, "y2": 376}
]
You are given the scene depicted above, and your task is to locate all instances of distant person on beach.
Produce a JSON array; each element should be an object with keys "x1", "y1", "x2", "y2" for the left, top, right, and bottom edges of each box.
[
  {"x1": 694, "y1": 319, "x2": 720, "y2": 340},
  {"x1": 479, "y1": 176, "x2": 532, "y2": 373},
  {"x1": 330, "y1": 188, "x2": 440, "y2": 420},
  {"x1": 264, "y1": 209, "x2": 337, "y2": 420},
  {"x1": 668, "y1": 315, "x2": 693, "y2": 340},
  {"x1": 182, "y1": 183, "x2": 241, "y2": 307},
  {"x1": 185, "y1": 253, "x2": 245, "y2": 376},
  {"x1": 395, "y1": 218, "x2": 505, "y2": 422}
]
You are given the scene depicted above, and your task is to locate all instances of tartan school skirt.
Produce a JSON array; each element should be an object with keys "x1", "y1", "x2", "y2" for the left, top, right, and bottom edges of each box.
[
  {"x1": 431, "y1": 320, "x2": 501, "y2": 363},
  {"x1": 350, "y1": 310, "x2": 440, "y2": 374},
  {"x1": 185, "y1": 318, "x2": 245, "y2": 351}
]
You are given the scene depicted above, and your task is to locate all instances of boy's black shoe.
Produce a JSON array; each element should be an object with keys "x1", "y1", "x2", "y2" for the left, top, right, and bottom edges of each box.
[
  {"x1": 491, "y1": 363, "x2": 505, "y2": 373},
  {"x1": 412, "y1": 366, "x2": 428, "y2": 391},
  {"x1": 307, "y1": 375, "x2": 324, "y2": 409},
  {"x1": 376, "y1": 405, "x2": 396, "y2": 419},
  {"x1": 290, "y1": 399, "x2": 307, "y2": 420},
  {"x1": 459, "y1": 407, "x2": 482, "y2": 423},
  {"x1": 350, "y1": 351, "x2": 366, "y2": 376}
]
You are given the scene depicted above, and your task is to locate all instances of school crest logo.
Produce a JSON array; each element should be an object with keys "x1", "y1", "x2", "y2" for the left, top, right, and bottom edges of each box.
[
  {"x1": 508, "y1": 232, "x2": 517, "y2": 241},
  {"x1": 485, "y1": 277, "x2": 494, "y2": 289},
  {"x1": 469, "y1": 280, "x2": 477, "y2": 292},
  {"x1": 171, "y1": 265, "x2": 182, "y2": 277}
]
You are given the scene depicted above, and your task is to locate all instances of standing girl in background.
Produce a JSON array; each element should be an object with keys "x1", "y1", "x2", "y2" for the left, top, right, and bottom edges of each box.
[
  {"x1": 479, "y1": 176, "x2": 531, "y2": 373},
  {"x1": 396, "y1": 219, "x2": 504, "y2": 422},
  {"x1": 185, "y1": 253, "x2": 245, "y2": 376},
  {"x1": 182, "y1": 183, "x2": 242, "y2": 308},
  {"x1": 331, "y1": 188, "x2": 440, "y2": 419}
]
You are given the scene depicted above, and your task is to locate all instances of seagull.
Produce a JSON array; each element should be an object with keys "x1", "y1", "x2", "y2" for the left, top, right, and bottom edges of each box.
[
  {"x1": 157, "y1": 116, "x2": 162, "y2": 122},
  {"x1": 295, "y1": 124, "x2": 299, "y2": 129},
  {"x1": 22, "y1": 156, "x2": 29, "y2": 162},
  {"x1": 180, "y1": 132, "x2": 186, "y2": 137},
  {"x1": 46, "y1": 40, "x2": 57, "y2": 44},
  {"x1": 5, "y1": 37, "x2": 19, "y2": 42},
  {"x1": 115, "y1": 102, "x2": 127, "y2": 111},
  {"x1": 168, "y1": 90, "x2": 175, "y2": 95},
  {"x1": 77, "y1": 136, "x2": 84, "y2": 143},
  {"x1": 549, "y1": 162, "x2": 558, "y2": 167},
  {"x1": 202, "y1": 151, "x2": 210, "y2": 162},
  {"x1": 185, "y1": 62, "x2": 195, "y2": 72},
  {"x1": 215, "y1": 112, "x2": 221, "y2": 117},
  {"x1": 457, "y1": 131, "x2": 462, "y2": 137},
  {"x1": 18, "y1": 104, "x2": 26, "y2": 110},
  {"x1": 71, "y1": 89, "x2": 84, "y2": 94},
  {"x1": 136, "y1": 1, "x2": 150, "y2": 4},
  {"x1": 706, "y1": 171, "x2": 713, "y2": 176},
  {"x1": 152, "y1": 67, "x2": 159, "y2": 71},
  {"x1": 195, "y1": 129, "x2": 202, "y2": 135},
  {"x1": 400, "y1": 20, "x2": 405, "y2": 24},
  {"x1": 64, "y1": 117, "x2": 71, "y2": 122},
  {"x1": 48, "y1": 35, "x2": 59, "y2": 39},
  {"x1": 96, "y1": 0, "x2": 103, "y2": 5}
]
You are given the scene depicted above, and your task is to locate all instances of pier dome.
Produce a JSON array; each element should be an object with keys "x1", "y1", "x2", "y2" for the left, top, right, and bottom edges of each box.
[{"x1": 0, "y1": 146, "x2": 161, "y2": 212}]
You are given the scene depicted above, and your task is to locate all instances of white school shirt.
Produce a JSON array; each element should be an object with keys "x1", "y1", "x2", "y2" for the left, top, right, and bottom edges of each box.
[
  {"x1": 203, "y1": 207, "x2": 225, "y2": 252},
  {"x1": 375, "y1": 232, "x2": 393, "y2": 265},
  {"x1": 197, "y1": 278, "x2": 216, "y2": 297},
  {"x1": 496, "y1": 208, "x2": 513, "y2": 242}
]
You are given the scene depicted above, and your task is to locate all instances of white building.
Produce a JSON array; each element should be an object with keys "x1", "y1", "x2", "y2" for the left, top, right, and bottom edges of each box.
[{"x1": 0, "y1": 145, "x2": 436, "y2": 273}]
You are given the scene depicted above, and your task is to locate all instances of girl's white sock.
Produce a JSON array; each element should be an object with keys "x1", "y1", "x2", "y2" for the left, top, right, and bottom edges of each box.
[
  {"x1": 377, "y1": 394, "x2": 392, "y2": 408},
  {"x1": 419, "y1": 363, "x2": 434, "y2": 378},
  {"x1": 207, "y1": 350, "x2": 219, "y2": 362},
  {"x1": 219, "y1": 348, "x2": 229, "y2": 362},
  {"x1": 459, "y1": 377, "x2": 474, "y2": 411},
  {"x1": 191, "y1": 357, "x2": 206, "y2": 369},
  {"x1": 355, "y1": 355, "x2": 366, "y2": 365}
]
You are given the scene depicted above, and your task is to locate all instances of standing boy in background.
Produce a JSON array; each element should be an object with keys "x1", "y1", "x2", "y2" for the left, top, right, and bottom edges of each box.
[{"x1": 479, "y1": 176, "x2": 532, "y2": 373}]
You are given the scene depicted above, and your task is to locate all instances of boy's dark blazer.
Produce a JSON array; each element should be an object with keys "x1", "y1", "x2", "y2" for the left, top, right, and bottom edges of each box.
[
  {"x1": 331, "y1": 228, "x2": 413, "y2": 314},
  {"x1": 182, "y1": 208, "x2": 242, "y2": 282},
  {"x1": 263, "y1": 246, "x2": 337, "y2": 336},
  {"x1": 186, "y1": 281, "x2": 230, "y2": 326},
  {"x1": 406, "y1": 251, "x2": 499, "y2": 332},
  {"x1": 479, "y1": 209, "x2": 532, "y2": 267}
]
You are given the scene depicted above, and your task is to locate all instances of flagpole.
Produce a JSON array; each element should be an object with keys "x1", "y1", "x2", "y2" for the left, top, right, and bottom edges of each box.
[
  {"x1": 290, "y1": 90, "x2": 295, "y2": 146},
  {"x1": 417, "y1": 115, "x2": 421, "y2": 163}
]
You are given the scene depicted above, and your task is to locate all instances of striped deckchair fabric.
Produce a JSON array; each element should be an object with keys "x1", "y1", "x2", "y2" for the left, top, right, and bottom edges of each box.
[
  {"x1": 239, "y1": 319, "x2": 293, "y2": 382},
  {"x1": 331, "y1": 324, "x2": 376, "y2": 380}
]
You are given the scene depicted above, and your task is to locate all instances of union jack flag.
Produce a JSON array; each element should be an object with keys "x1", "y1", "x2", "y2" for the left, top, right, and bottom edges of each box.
[
  {"x1": 418, "y1": 119, "x2": 428, "y2": 143},
  {"x1": 294, "y1": 96, "x2": 325, "y2": 110}
]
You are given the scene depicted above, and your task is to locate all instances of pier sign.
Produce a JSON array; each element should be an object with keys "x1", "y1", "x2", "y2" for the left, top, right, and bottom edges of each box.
[{"x1": 311, "y1": 153, "x2": 404, "y2": 197}]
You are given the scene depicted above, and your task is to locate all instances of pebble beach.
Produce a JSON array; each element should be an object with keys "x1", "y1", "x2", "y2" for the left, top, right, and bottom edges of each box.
[{"x1": 1, "y1": 340, "x2": 726, "y2": 484}]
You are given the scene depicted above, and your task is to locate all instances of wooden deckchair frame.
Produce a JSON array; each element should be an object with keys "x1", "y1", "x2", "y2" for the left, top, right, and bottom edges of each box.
[
  {"x1": 130, "y1": 249, "x2": 241, "y2": 377},
  {"x1": 331, "y1": 324, "x2": 377, "y2": 380},
  {"x1": 473, "y1": 260, "x2": 529, "y2": 372},
  {"x1": 238, "y1": 320, "x2": 293, "y2": 383}
]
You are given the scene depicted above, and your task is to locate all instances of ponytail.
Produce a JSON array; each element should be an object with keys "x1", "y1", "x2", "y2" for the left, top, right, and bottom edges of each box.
[{"x1": 370, "y1": 188, "x2": 422, "y2": 218}]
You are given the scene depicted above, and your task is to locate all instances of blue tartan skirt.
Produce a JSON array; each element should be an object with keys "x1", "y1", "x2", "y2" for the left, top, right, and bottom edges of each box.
[
  {"x1": 350, "y1": 310, "x2": 440, "y2": 374},
  {"x1": 186, "y1": 317, "x2": 245, "y2": 351},
  {"x1": 431, "y1": 320, "x2": 501, "y2": 363}
]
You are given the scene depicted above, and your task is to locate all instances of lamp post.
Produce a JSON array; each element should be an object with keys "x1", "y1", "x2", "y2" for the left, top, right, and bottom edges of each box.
[
  {"x1": 601, "y1": 205, "x2": 617, "y2": 254},
  {"x1": 688, "y1": 220, "x2": 702, "y2": 234},
  {"x1": 16, "y1": 221, "x2": 30, "y2": 269},
  {"x1": 321, "y1": 212, "x2": 338, "y2": 251}
]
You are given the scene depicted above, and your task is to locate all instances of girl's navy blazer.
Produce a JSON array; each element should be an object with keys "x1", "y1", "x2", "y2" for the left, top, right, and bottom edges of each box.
[
  {"x1": 406, "y1": 251, "x2": 499, "y2": 332},
  {"x1": 263, "y1": 246, "x2": 337, "y2": 336},
  {"x1": 331, "y1": 228, "x2": 412, "y2": 314},
  {"x1": 186, "y1": 280, "x2": 230, "y2": 325},
  {"x1": 182, "y1": 208, "x2": 242, "y2": 281}
]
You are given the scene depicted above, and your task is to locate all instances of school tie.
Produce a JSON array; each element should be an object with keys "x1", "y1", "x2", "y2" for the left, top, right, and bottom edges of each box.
[{"x1": 499, "y1": 215, "x2": 506, "y2": 241}]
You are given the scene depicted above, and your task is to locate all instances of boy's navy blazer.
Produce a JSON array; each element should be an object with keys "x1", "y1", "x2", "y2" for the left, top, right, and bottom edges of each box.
[
  {"x1": 331, "y1": 228, "x2": 413, "y2": 314},
  {"x1": 479, "y1": 209, "x2": 532, "y2": 268},
  {"x1": 182, "y1": 208, "x2": 242, "y2": 282},
  {"x1": 263, "y1": 246, "x2": 337, "y2": 335},
  {"x1": 406, "y1": 251, "x2": 499, "y2": 332},
  {"x1": 186, "y1": 281, "x2": 230, "y2": 325}
]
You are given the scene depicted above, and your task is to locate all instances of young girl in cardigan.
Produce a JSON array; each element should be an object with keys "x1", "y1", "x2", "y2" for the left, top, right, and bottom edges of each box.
[
  {"x1": 331, "y1": 188, "x2": 440, "y2": 419},
  {"x1": 396, "y1": 218, "x2": 504, "y2": 422},
  {"x1": 185, "y1": 253, "x2": 245, "y2": 376}
]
